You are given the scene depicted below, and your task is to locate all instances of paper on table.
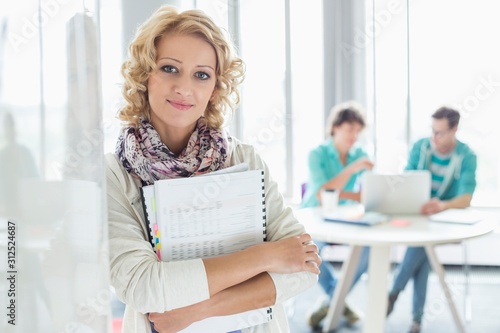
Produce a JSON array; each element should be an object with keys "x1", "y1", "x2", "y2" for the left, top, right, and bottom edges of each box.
[
  {"x1": 429, "y1": 208, "x2": 483, "y2": 224},
  {"x1": 322, "y1": 204, "x2": 388, "y2": 226}
]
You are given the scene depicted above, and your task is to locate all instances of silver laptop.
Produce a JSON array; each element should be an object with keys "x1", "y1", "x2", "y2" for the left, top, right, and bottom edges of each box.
[{"x1": 361, "y1": 171, "x2": 431, "y2": 214}]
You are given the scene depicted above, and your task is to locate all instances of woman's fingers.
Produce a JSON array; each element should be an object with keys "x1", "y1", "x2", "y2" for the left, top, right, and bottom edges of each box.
[
  {"x1": 305, "y1": 252, "x2": 322, "y2": 269},
  {"x1": 297, "y1": 234, "x2": 322, "y2": 273},
  {"x1": 265, "y1": 233, "x2": 322, "y2": 274},
  {"x1": 298, "y1": 233, "x2": 313, "y2": 244},
  {"x1": 304, "y1": 243, "x2": 319, "y2": 254},
  {"x1": 305, "y1": 259, "x2": 321, "y2": 274},
  {"x1": 302, "y1": 234, "x2": 322, "y2": 273}
]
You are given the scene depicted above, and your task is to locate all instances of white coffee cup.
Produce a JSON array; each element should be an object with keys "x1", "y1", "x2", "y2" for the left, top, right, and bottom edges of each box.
[{"x1": 320, "y1": 189, "x2": 339, "y2": 214}]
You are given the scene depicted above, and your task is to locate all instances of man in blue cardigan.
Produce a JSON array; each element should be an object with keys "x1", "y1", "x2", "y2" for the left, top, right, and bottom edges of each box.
[{"x1": 387, "y1": 106, "x2": 477, "y2": 333}]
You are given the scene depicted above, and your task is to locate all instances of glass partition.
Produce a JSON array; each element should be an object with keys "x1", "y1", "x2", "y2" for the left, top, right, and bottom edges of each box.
[{"x1": 0, "y1": 1, "x2": 111, "y2": 332}]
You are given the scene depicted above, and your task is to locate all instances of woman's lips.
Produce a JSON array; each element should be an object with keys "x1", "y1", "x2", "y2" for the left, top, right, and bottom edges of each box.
[{"x1": 168, "y1": 100, "x2": 193, "y2": 111}]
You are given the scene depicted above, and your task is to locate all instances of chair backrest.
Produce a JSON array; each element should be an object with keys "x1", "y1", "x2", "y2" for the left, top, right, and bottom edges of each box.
[{"x1": 301, "y1": 182, "x2": 307, "y2": 200}]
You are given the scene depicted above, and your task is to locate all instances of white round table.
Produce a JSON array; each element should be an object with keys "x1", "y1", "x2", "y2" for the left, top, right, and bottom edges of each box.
[{"x1": 294, "y1": 207, "x2": 497, "y2": 333}]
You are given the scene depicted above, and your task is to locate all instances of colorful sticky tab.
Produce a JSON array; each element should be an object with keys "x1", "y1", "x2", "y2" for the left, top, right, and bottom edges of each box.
[
  {"x1": 152, "y1": 223, "x2": 162, "y2": 260},
  {"x1": 152, "y1": 197, "x2": 156, "y2": 212}
]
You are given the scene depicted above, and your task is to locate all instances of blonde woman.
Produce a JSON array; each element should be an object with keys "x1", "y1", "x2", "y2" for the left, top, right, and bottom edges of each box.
[{"x1": 106, "y1": 5, "x2": 321, "y2": 333}]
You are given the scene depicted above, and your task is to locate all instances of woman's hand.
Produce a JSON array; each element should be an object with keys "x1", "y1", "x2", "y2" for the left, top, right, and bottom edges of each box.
[
  {"x1": 203, "y1": 233, "x2": 320, "y2": 297},
  {"x1": 149, "y1": 234, "x2": 321, "y2": 333},
  {"x1": 149, "y1": 306, "x2": 201, "y2": 333},
  {"x1": 262, "y1": 233, "x2": 321, "y2": 275}
]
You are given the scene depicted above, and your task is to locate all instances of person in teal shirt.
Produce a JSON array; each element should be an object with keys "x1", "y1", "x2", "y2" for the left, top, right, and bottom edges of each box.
[
  {"x1": 387, "y1": 106, "x2": 477, "y2": 333},
  {"x1": 302, "y1": 101, "x2": 374, "y2": 329},
  {"x1": 301, "y1": 139, "x2": 369, "y2": 207}
]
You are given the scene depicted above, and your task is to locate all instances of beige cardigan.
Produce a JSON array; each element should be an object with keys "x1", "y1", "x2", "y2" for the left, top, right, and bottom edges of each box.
[{"x1": 106, "y1": 137, "x2": 317, "y2": 333}]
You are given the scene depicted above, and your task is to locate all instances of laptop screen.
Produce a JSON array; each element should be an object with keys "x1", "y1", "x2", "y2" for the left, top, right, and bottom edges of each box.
[{"x1": 361, "y1": 171, "x2": 431, "y2": 214}]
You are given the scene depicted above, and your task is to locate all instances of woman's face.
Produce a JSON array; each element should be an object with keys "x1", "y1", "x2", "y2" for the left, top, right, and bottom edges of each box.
[
  {"x1": 332, "y1": 121, "x2": 363, "y2": 149},
  {"x1": 147, "y1": 33, "x2": 217, "y2": 138}
]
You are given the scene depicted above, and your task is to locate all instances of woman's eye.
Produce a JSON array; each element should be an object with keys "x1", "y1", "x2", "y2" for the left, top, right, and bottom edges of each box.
[
  {"x1": 161, "y1": 65, "x2": 177, "y2": 73},
  {"x1": 195, "y1": 72, "x2": 210, "y2": 80}
]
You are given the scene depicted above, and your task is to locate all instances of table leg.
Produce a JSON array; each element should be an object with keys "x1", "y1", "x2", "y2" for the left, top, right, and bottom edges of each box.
[
  {"x1": 424, "y1": 245, "x2": 467, "y2": 333},
  {"x1": 322, "y1": 246, "x2": 362, "y2": 333},
  {"x1": 463, "y1": 242, "x2": 472, "y2": 322},
  {"x1": 363, "y1": 245, "x2": 391, "y2": 333}
]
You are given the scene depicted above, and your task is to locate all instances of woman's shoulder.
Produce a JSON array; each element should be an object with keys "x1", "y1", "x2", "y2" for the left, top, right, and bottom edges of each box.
[
  {"x1": 105, "y1": 153, "x2": 125, "y2": 177},
  {"x1": 227, "y1": 137, "x2": 260, "y2": 168},
  {"x1": 105, "y1": 153, "x2": 140, "y2": 198}
]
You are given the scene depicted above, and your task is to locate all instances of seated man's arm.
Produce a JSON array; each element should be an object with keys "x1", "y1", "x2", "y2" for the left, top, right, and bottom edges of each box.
[
  {"x1": 421, "y1": 193, "x2": 473, "y2": 215},
  {"x1": 443, "y1": 193, "x2": 473, "y2": 209}
]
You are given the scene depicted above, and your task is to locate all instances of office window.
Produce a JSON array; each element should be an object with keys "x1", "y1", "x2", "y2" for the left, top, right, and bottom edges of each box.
[
  {"x1": 290, "y1": 0, "x2": 324, "y2": 202},
  {"x1": 238, "y1": 0, "x2": 287, "y2": 191},
  {"x1": 366, "y1": 0, "x2": 410, "y2": 173},
  {"x1": 408, "y1": 0, "x2": 500, "y2": 206},
  {"x1": 237, "y1": 0, "x2": 324, "y2": 200},
  {"x1": 367, "y1": 0, "x2": 500, "y2": 206},
  {"x1": 195, "y1": 0, "x2": 229, "y2": 30}
]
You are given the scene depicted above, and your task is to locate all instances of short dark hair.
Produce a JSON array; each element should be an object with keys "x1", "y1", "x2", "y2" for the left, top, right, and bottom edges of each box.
[
  {"x1": 326, "y1": 101, "x2": 366, "y2": 137},
  {"x1": 432, "y1": 106, "x2": 460, "y2": 129}
]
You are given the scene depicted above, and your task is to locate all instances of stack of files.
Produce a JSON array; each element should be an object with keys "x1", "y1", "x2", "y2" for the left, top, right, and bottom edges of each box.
[{"x1": 140, "y1": 164, "x2": 273, "y2": 332}]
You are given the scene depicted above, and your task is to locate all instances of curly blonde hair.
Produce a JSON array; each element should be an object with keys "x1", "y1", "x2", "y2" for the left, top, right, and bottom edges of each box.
[{"x1": 118, "y1": 5, "x2": 245, "y2": 129}]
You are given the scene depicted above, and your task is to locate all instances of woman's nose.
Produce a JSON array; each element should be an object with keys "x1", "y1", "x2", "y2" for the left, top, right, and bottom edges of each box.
[{"x1": 173, "y1": 74, "x2": 192, "y2": 96}]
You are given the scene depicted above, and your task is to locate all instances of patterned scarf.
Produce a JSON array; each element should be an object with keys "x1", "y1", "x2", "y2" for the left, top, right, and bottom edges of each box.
[{"x1": 116, "y1": 117, "x2": 229, "y2": 185}]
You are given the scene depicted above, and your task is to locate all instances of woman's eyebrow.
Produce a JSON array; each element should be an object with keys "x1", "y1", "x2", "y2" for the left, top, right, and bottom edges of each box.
[
  {"x1": 158, "y1": 57, "x2": 214, "y2": 71},
  {"x1": 196, "y1": 65, "x2": 215, "y2": 71},
  {"x1": 158, "y1": 56, "x2": 181, "y2": 63}
]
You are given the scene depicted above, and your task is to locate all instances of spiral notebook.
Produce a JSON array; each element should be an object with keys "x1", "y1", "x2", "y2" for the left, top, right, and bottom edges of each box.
[{"x1": 140, "y1": 166, "x2": 271, "y2": 332}]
